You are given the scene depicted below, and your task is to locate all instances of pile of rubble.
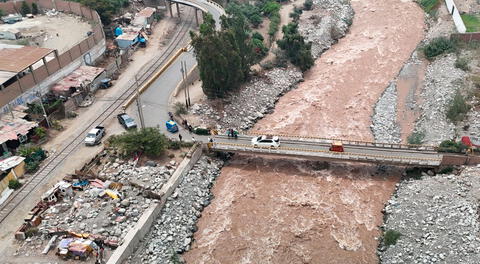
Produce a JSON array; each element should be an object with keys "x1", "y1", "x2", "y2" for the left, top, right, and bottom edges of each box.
[
  {"x1": 12, "y1": 157, "x2": 179, "y2": 261},
  {"x1": 299, "y1": 0, "x2": 355, "y2": 58},
  {"x1": 190, "y1": 67, "x2": 303, "y2": 131},
  {"x1": 379, "y1": 166, "x2": 480, "y2": 263},
  {"x1": 98, "y1": 159, "x2": 176, "y2": 192},
  {"x1": 126, "y1": 156, "x2": 223, "y2": 263},
  {"x1": 415, "y1": 54, "x2": 466, "y2": 144}
]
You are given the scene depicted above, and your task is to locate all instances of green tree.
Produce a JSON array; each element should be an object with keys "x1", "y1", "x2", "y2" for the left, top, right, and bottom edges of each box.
[
  {"x1": 277, "y1": 23, "x2": 314, "y2": 71},
  {"x1": 31, "y1": 3, "x2": 39, "y2": 15},
  {"x1": 262, "y1": 1, "x2": 280, "y2": 17},
  {"x1": 77, "y1": 0, "x2": 128, "y2": 25},
  {"x1": 0, "y1": 9, "x2": 4, "y2": 17},
  {"x1": 303, "y1": 0, "x2": 313, "y2": 10},
  {"x1": 20, "y1": 1, "x2": 31, "y2": 16},
  {"x1": 191, "y1": 13, "x2": 254, "y2": 98},
  {"x1": 109, "y1": 127, "x2": 168, "y2": 157}
]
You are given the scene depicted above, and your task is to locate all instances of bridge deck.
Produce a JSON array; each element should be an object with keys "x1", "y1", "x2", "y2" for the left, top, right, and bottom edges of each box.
[{"x1": 210, "y1": 135, "x2": 443, "y2": 167}]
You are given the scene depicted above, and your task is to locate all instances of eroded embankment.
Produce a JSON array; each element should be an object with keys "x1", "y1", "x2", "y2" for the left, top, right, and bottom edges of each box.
[{"x1": 183, "y1": 0, "x2": 425, "y2": 263}]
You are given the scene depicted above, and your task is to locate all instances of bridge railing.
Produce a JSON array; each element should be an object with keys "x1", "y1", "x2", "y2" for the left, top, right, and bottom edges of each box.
[
  {"x1": 245, "y1": 132, "x2": 437, "y2": 152},
  {"x1": 211, "y1": 142, "x2": 442, "y2": 166}
]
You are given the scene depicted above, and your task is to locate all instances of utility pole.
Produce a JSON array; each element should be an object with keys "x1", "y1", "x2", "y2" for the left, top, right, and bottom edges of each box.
[
  {"x1": 181, "y1": 61, "x2": 188, "y2": 108},
  {"x1": 36, "y1": 91, "x2": 50, "y2": 128},
  {"x1": 184, "y1": 61, "x2": 191, "y2": 107},
  {"x1": 134, "y1": 76, "x2": 145, "y2": 129}
]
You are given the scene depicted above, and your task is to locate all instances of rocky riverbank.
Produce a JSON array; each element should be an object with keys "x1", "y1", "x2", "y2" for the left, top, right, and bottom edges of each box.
[
  {"x1": 378, "y1": 166, "x2": 480, "y2": 263},
  {"x1": 371, "y1": 81, "x2": 401, "y2": 143},
  {"x1": 126, "y1": 156, "x2": 223, "y2": 263},
  {"x1": 299, "y1": 0, "x2": 354, "y2": 58}
]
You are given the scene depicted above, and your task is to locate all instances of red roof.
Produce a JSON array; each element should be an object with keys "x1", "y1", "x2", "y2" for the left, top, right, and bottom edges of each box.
[{"x1": 51, "y1": 66, "x2": 105, "y2": 94}]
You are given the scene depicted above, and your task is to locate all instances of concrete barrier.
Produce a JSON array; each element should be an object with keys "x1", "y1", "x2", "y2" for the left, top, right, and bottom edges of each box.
[
  {"x1": 445, "y1": 0, "x2": 466, "y2": 33},
  {"x1": 106, "y1": 144, "x2": 203, "y2": 264},
  {"x1": 173, "y1": 64, "x2": 199, "y2": 97}
]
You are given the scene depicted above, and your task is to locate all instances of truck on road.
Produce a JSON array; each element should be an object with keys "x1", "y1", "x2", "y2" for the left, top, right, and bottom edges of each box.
[{"x1": 85, "y1": 126, "x2": 105, "y2": 146}]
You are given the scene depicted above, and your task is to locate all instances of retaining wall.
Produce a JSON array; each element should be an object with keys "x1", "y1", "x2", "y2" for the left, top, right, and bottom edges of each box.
[
  {"x1": 444, "y1": 0, "x2": 466, "y2": 33},
  {"x1": 173, "y1": 64, "x2": 199, "y2": 97},
  {"x1": 106, "y1": 144, "x2": 204, "y2": 264}
]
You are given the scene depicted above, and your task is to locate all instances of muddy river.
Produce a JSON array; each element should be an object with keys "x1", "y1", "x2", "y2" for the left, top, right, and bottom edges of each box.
[{"x1": 184, "y1": 0, "x2": 424, "y2": 263}]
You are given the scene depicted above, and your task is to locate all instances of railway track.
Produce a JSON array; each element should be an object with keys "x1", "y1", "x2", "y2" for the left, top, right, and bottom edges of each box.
[{"x1": 0, "y1": 9, "x2": 196, "y2": 224}]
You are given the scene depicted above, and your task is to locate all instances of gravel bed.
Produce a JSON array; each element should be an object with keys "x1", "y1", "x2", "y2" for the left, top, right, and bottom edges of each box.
[
  {"x1": 126, "y1": 156, "x2": 223, "y2": 263},
  {"x1": 379, "y1": 166, "x2": 480, "y2": 264},
  {"x1": 414, "y1": 54, "x2": 466, "y2": 144},
  {"x1": 371, "y1": 81, "x2": 401, "y2": 143},
  {"x1": 299, "y1": 0, "x2": 355, "y2": 58}
]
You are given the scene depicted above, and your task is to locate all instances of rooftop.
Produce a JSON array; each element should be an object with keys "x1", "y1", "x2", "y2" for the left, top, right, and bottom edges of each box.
[
  {"x1": 116, "y1": 32, "x2": 139, "y2": 41},
  {"x1": 137, "y1": 7, "x2": 156, "y2": 18},
  {"x1": 51, "y1": 65, "x2": 105, "y2": 94},
  {"x1": 0, "y1": 46, "x2": 53, "y2": 72},
  {"x1": 0, "y1": 156, "x2": 25, "y2": 172},
  {"x1": 0, "y1": 105, "x2": 38, "y2": 145}
]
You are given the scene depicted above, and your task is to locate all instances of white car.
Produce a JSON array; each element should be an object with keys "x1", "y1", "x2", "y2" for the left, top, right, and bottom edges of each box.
[{"x1": 251, "y1": 135, "x2": 280, "y2": 148}]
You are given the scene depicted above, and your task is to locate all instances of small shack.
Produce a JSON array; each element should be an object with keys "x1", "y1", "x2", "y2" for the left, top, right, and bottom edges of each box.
[
  {"x1": 115, "y1": 32, "x2": 140, "y2": 49},
  {"x1": 51, "y1": 66, "x2": 106, "y2": 96},
  {"x1": 0, "y1": 156, "x2": 25, "y2": 195},
  {"x1": 0, "y1": 29, "x2": 21, "y2": 40},
  {"x1": 131, "y1": 7, "x2": 156, "y2": 28},
  {"x1": 0, "y1": 105, "x2": 38, "y2": 156}
]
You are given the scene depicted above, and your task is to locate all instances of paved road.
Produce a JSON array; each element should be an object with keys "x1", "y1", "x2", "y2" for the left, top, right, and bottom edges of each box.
[{"x1": 132, "y1": 0, "x2": 225, "y2": 140}]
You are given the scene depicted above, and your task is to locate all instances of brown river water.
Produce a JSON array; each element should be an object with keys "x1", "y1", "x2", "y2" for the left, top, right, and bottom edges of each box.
[{"x1": 183, "y1": 0, "x2": 424, "y2": 263}]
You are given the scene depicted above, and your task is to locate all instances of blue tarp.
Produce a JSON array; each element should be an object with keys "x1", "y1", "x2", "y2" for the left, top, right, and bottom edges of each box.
[{"x1": 115, "y1": 27, "x2": 123, "y2": 37}]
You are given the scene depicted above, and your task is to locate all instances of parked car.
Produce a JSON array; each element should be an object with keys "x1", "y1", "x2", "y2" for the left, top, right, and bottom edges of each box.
[
  {"x1": 85, "y1": 126, "x2": 105, "y2": 146},
  {"x1": 117, "y1": 113, "x2": 137, "y2": 129},
  {"x1": 251, "y1": 135, "x2": 280, "y2": 148}
]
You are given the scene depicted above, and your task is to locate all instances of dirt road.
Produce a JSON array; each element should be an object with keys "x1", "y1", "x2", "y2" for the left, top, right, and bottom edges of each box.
[{"x1": 183, "y1": 0, "x2": 425, "y2": 263}]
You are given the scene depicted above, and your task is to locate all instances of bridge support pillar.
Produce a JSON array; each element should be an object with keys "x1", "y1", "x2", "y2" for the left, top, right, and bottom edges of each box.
[
  {"x1": 176, "y1": 2, "x2": 181, "y2": 17},
  {"x1": 194, "y1": 8, "x2": 199, "y2": 26},
  {"x1": 167, "y1": 0, "x2": 173, "y2": 17}
]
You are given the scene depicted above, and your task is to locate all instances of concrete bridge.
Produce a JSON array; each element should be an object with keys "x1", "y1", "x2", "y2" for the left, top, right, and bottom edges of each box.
[
  {"x1": 207, "y1": 134, "x2": 480, "y2": 167},
  {"x1": 165, "y1": 0, "x2": 225, "y2": 28}
]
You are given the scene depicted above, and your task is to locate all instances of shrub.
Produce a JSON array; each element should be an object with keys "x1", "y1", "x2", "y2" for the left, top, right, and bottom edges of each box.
[
  {"x1": 384, "y1": 230, "x2": 402, "y2": 246},
  {"x1": 194, "y1": 127, "x2": 210, "y2": 135},
  {"x1": 0, "y1": 9, "x2": 4, "y2": 17},
  {"x1": 268, "y1": 13, "x2": 280, "y2": 37},
  {"x1": 31, "y1": 3, "x2": 39, "y2": 15},
  {"x1": 438, "y1": 166, "x2": 454, "y2": 174},
  {"x1": 8, "y1": 179, "x2": 22, "y2": 190},
  {"x1": 174, "y1": 102, "x2": 188, "y2": 115},
  {"x1": 25, "y1": 227, "x2": 39, "y2": 237},
  {"x1": 438, "y1": 140, "x2": 466, "y2": 153},
  {"x1": 455, "y1": 57, "x2": 470, "y2": 71},
  {"x1": 109, "y1": 128, "x2": 168, "y2": 157},
  {"x1": 34, "y1": 127, "x2": 47, "y2": 140},
  {"x1": 20, "y1": 1, "x2": 31, "y2": 16},
  {"x1": 405, "y1": 167, "x2": 423, "y2": 180},
  {"x1": 419, "y1": 0, "x2": 439, "y2": 14},
  {"x1": 18, "y1": 145, "x2": 45, "y2": 163},
  {"x1": 423, "y1": 37, "x2": 456, "y2": 60},
  {"x1": 252, "y1": 31, "x2": 264, "y2": 41},
  {"x1": 277, "y1": 23, "x2": 314, "y2": 71},
  {"x1": 262, "y1": 1, "x2": 281, "y2": 17},
  {"x1": 303, "y1": 0, "x2": 313, "y2": 10},
  {"x1": 25, "y1": 160, "x2": 40, "y2": 173},
  {"x1": 446, "y1": 91, "x2": 471, "y2": 122},
  {"x1": 407, "y1": 131, "x2": 425, "y2": 145}
]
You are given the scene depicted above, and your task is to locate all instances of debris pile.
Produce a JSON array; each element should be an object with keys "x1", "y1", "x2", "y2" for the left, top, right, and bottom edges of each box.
[
  {"x1": 379, "y1": 166, "x2": 480, "y2": 263},
  {"x1": 126, "y1": 156, "x2": 223, "y2": 263}
]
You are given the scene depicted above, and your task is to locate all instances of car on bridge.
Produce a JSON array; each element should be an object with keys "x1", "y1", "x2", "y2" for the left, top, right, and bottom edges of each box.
[{"x1": 251, "y1": 135, "x2": 280, "y2": 148}]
